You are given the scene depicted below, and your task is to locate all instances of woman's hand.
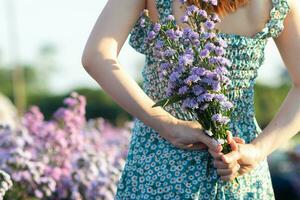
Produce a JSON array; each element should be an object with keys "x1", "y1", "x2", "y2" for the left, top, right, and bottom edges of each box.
[
  {"x1": 160, "y1": 118, "x2": 223, "y2": 151},
  {"x1": 208, "y1": 131, "x2": 263, "y2": 181}
]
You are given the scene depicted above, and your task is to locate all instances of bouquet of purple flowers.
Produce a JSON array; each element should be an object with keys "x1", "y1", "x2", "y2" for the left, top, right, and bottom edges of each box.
[{"x1": 141, "y1": 0, "x2": 235, "y2": 154}]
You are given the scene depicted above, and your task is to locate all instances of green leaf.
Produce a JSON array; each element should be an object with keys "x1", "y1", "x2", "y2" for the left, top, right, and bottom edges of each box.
[{"x1": 152, "y1": 94, "x2": 184, "y2": 108}]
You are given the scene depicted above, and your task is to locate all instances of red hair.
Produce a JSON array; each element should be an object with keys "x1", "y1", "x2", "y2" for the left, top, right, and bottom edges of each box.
[{"x1": 187, "y1": 0, "x2": 250, "y2": 16}]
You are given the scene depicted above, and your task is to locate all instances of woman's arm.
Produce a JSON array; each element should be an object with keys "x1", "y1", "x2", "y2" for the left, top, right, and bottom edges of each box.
[
  {"x1": 82, "y1": 0, "x2": 228, "y2": 151},
  {"x1": 81, "y1": 0, "x2": 176, "y2": 134},
  {"x1": 251, "y1": 0, "x2": 300, "y2": 161}
]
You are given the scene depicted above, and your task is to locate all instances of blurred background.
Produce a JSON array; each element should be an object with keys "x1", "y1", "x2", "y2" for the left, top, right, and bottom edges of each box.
[{"x1": 0, "y1": 0, "x2": 299, "y2": 199}]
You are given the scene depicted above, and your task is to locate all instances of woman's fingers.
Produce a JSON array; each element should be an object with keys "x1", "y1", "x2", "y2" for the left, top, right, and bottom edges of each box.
[
  {"x1": 216, "y1": 163, "x2": 240, "y2": 176},
  {"x1": 208, "y1": 148, "x2": 223, "y2": 160},
  {"x1": 184, "y1": 142, "x2": 207, "y2": 150},
  {"x1": 226, "y1": 131, "x2": 239, "y2": 151},
  {"x1": 217, "y1": 164, "x2": 240, "y2": 180},
  {"x1": 232, "y1": 137, "x2": 245, "y2": 144},
  {"x1": 221, "y1": 150, "x2": 241, "y2": 164},
  {"x1": 199, "y1": 134, "x2": 222, "y2": 152},
  {"x1": 213, "y1": 159, "x2": 236, "y2": 169}
]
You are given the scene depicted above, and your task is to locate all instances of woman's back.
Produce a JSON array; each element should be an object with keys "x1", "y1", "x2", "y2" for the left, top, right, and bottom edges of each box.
[{"x1": 147, "y1": 0, "x2": 274, "y2": 38}]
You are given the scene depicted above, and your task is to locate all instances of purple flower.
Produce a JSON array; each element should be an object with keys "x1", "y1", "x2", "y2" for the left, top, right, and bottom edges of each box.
[
  {"x1": 166, "y1": 29, "x2": 177, "y2": 40},
  {"x1": 204, "y1": 20, "x2": 215, "y2": 30},
  {"x1": 155, "y1": 40, "x2": 164, "y2": 49},
  {"x1": 214, "y1": 47, "x2": 225, "y2": 56},
  {"x1": 153, "y1": 23, "x2": 161, "y2": 32},
  {"x1": 192, "y1": 85, "x2": 204, "y2": 95},
  {"x1": 167, "y1": 15, "x2": 175, "y2": 21},
  {"x1": 197, "y1": 93, "x2": 214, "y2": 102},
  {"x1": 220, "y1": 101, "x2": 234, "y2": 110},
  {"x1": 183, "y1": 27, "x2": 193, "y2": 39},
  {"x1": 170, "y1": 71, "x2": 180, "y2": 82},
  {"x1": 214, "y1": 94, "x2": 227, "y2": 102},
  {"x1": 185, "y1": 74, "x2": 200, "y2": 83},
  {"x1": 198, "y1": 10, "x2": 208, "y2": 18},
  {"x1": 179, "y1": 53, "x2": 194, "y2": 66},
  {"x1": 210, "y1": 0, "x2": 218, "y2": 6},
  {"x1": 208, "y1": 57, "x2": 218, "y2": 64},
  {"x1": 214, "y1": 66, "x2": 229, "y2": 75},
  {"x1": 212, "y1": 114, "x2": 230, "y2": 125},
  {"x1": 180, "y1": 15, "x2": 189, "y2": 23},
  {"x1": 217, "y1": 38, "x2": 228, "y2": 48},
  {"x1": 187, "y1": 5, "x2": 199, "y2": 14},
  {"x1": 175, "y1": 30, "x2": 183, "y2": 37},
  {"x1": 212, "y1": 82, "x2": 221, "y2": 91},
  {"x1": 160, "y1": 62, "x2": 171, "y2": 70},
  {"x1": 182, "y1": 98, "x2": 199, "y2": 109},
  {"x1": 200, "y1": 49, "x2": 210, "y2": 58},
  {"x1": 140, "y1": 18, "x2": 146, "y2": 28},
  {"x1": 188, "y1": 31, "x2": 200, "y2": 41},
  {"x1": 202, "y1": 32, "x2": 216, "y2": 39},
  {"x1": 147, "y1": 31, "x2": 156, "y2": 40},
  {"x1": 163, "y1": 49, "x2": 176, "y2": 57},
  {"x1": 191, "y1": 67, "x2": 206, "y2": 76},
  {"x1": 178, "y1": 86, "x2": 189, "y2": 94},
  {"x1": 205, "y1": 42, "x2": 215, "y2": 51}
]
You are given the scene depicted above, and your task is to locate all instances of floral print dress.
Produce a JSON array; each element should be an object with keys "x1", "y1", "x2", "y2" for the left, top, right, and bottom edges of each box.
[{"x1": 115, "y1": 0, "x2": 290, "y2": 199}]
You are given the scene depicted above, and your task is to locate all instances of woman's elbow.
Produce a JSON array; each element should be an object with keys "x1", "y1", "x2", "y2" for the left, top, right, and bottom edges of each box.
[{"x1": 81, "y1": 47, "x2": 95, "y2": 71}]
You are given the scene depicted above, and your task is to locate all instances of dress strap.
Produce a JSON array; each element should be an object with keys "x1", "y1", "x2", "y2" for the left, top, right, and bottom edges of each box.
[{"x1": 255, "y1": 0, "x2": 291, "y2": 39}]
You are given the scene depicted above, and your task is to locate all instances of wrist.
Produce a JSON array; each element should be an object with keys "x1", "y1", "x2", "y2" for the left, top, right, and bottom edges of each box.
[
  {"x1": 142, "y1": 108, "x2": 178, "y2": 134},
  {"x1": 251, "y1": 140, "x2": 267, "y2": 163}
]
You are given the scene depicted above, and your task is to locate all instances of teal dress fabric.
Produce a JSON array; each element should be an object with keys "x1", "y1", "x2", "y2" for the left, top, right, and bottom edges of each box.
[{"x1": 115, "y1": 0, "x2": 290, "y2": 199}]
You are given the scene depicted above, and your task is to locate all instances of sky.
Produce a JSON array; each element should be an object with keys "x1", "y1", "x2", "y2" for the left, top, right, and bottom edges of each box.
[{"x1": 0, "y1": 0, "x2": 288, "y2": 94}]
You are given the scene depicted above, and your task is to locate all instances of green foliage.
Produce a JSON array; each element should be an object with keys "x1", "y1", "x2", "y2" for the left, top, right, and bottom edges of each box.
[
  {"x1": 27, "y1": 88, "x2": 133, "y2": 127},
  {"x1": 254, "y1": 83, "x2": 291, "y2": 128},
  {"x1": 0, "y1": 65, "x2": 49, "y2": 98}
]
